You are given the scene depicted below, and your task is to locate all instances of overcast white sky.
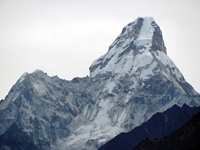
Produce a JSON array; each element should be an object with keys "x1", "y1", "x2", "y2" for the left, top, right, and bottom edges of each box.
[{"x1": 0, "y1": 0, "x2": 200, "y2": 99}]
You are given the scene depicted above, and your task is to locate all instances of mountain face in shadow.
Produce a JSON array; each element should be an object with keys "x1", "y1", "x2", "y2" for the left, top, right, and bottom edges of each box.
[{"x1": 134, "y1": 112, "x2": 200, "y2": 150}]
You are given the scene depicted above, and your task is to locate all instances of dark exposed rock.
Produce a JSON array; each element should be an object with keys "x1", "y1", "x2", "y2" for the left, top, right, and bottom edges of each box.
[{"x1": 150, "y1": 21, "x2": 167, "y2": 54}]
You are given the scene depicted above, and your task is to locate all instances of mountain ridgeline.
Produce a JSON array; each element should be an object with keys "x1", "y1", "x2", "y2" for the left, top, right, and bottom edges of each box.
[{"x1": 0, "y1": 17, "x2": 199, "y2": 150}]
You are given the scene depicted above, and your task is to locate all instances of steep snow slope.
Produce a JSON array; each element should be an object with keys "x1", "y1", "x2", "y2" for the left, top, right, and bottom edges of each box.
[{"x1": 90, "y1": 17, "x2": 166, "y2": 78}]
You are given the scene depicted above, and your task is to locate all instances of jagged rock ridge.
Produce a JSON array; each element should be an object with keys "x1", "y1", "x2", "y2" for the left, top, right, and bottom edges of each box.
[{"x1": 0, "y1": 17, "x2": 199, "y2": 150}]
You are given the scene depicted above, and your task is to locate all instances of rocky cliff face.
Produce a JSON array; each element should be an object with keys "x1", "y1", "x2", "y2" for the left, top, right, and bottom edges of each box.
[
  {"x1": 0, "y1": 70, "x2": 92, "y2": 149},
  {"x1": 0, "y1": 17, "x2": 199, "y2": 150}
]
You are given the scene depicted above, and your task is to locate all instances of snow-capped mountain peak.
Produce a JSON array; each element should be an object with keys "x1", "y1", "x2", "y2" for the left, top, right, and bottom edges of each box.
[{"x1": 89, "y1": 17, "x2": 167, "y2": 78}]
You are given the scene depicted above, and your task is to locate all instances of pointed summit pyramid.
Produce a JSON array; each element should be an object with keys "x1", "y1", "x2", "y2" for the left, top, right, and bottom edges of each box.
[
  {"x1": 90, "y1": 17, "x2": 166, "y2": 77},
  {"x1": 90, "y1": 17, "x2": 197, "y2": 96}
]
